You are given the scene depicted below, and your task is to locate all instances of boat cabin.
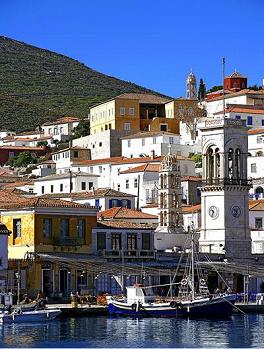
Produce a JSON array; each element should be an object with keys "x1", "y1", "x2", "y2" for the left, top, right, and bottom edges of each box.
[{"x1": 126, "y1": 284, "x2": 155, "y2": 304}]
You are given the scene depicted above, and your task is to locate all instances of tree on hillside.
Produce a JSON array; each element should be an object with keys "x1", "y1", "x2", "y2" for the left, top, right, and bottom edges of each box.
[
  {"x1": 174, "y1": 100, "x2": 207, "y2": 141},
  {"x1": 198, "y1": 79, "x2": 206, "y2": 101},
  {"x1": 8, "y1": 151, "x2": 37, "y2": 168},
  {"x1": 71, "y1": 119, "x2": 90, "y2": 140}
]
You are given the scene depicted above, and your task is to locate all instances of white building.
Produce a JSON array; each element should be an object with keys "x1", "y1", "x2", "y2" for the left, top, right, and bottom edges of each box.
[
  {"x1": 31, "y1": 160, "x2": 56, "y2": 178},
  {"x1": 41, "y1": 117, "x2": 80, "y2": 142},
  {"x1": 71, "y1": 155, "x2": 196, "y2": 191},
  {"x1": 52, "y1": 147, "x2": 90, "y2": 174},
  {"x1": 121, "y1": 131, "x2": 196, "y2": 158},
  {"x1": 72, "y1": 129, "x2": 131, "y2": 160},
  {"x1": 34, "y1": 172, "x2": 99, "y2": 196},
  {"x1": 38, "y1": 188, "x2": 136, "y2": 211},
  {"x1": 205, "y1": 89, "x2": 264, "y2": 118}
]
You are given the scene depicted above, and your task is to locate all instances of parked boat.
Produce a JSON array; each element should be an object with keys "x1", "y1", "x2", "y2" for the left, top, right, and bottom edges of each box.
[
  {"x1": 107, "y1": 230, "x2": 237, "y2": 318},
  {"x1": 0, "y1": 308, "x2": 61, "y2": 324}
]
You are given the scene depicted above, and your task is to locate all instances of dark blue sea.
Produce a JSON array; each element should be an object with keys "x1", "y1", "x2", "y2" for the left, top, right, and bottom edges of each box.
[{"x1": 0, "y1": 314, "x2": 263, "y2": 348}]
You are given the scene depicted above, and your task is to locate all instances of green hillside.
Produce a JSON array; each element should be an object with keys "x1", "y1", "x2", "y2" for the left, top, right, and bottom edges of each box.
[{"x1": 0, "y1": 36, "x2": 167, "y2": 132}]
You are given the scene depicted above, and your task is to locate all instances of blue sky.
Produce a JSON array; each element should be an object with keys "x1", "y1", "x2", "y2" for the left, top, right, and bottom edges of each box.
[{"x1": 1, "y1": 0, "x2": 263, "y2": 97}]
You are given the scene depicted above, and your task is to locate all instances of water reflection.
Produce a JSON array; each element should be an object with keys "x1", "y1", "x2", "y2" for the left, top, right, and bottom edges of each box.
[{"x1": 0, "y1": 315, "x2": 263, "y2": 347}]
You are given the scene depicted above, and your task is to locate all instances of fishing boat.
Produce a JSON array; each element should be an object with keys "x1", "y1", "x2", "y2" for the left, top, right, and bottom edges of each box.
[
  {"x1": 0, "y1": 308, "x2": 62, "y2": 324},
  {"x1": 107, "y1": 230, "x2": 237, "y2": 318}
]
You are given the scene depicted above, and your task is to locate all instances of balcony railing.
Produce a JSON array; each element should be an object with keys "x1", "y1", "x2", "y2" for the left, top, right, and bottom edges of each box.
[
  {"x1": 102, "y1": 250, "x2": 155, "y2": 259},
  {"x1": 202, "y1": 178, "x2": 252, "y2": 187},
  {"x1": 53, "y1": 237, "x2": 85, "y2": 246}
]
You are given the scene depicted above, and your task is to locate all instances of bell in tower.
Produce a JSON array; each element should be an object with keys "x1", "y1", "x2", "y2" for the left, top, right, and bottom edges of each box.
[{"x1": 199, "y1": 118, "x2": 252, "y2": 260}]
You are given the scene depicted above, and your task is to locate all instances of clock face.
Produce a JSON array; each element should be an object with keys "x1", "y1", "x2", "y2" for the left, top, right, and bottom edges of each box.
[
  {"x1": 208, "y1": 205, "x2": 219, "y2": 219},
  {"x1": 231, "y1": 205, "x2": 241, "y2": 218}
]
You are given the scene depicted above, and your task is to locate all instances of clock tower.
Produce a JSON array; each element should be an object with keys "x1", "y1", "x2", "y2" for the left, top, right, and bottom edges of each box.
[{"x1": 199, "y1": 118, "x2": 252, "y2": 259}]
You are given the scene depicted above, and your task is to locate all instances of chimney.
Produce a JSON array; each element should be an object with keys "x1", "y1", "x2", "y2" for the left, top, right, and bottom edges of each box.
[{"x1": 151, "y1": 150, "x2": 155, "y2": 159}]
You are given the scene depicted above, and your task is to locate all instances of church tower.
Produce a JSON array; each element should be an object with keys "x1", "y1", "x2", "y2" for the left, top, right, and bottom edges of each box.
[
  {"x1": 156, "y1": 151, "x2": 182, "y2": 234},
  {"x1": 186, "y1": 71, "x2": 197, "y2": 99},
  {"x1": 199, "y1": 118, "x2": 252, "y2": 260}
]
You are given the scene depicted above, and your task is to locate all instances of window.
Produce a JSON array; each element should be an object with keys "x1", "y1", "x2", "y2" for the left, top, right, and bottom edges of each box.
[
  {"x1": 99, "y1": 142, "x2": 102, "y2": 147},
  {"x1": 70, "y1": 182, "x2": 73, "y2": 192},
  {"x1": 43, "y1": 218, "x2": 52, "y2": 239},
  {"x1": 134, "y1": 178, "x2": 138, "y2": 188},
  {"x1": 129, "y1": 107, "x2": 135, "y2": 115},
  {"x1": 97, "y1": 232, "x2": 106, "y2": 251},
  {"x1": 41, "y1": 186, "x2": 45, "y2": 194},
  {"x1": 99, "y1": 166, "x2": 103, "y2": 173},
  {"x1": 48, "y1": 128, "x2": 52, "y2": 134},
  {"x1": 124, "y1": 123, "x2": 131, "y2": 131},
  {"x1": 60, "y1": 127, "x2": 63, "y2": 134},
  {"x1": 120, "y1": 107, "x2": 125, "y2": 116},
  {"x1": 160, "y1": 124, "x2": 167, "y2": 131},
  {"x1": 60, "y1": 183, "x2": 63, "y2": 192},
  {"x1": 255, "y1": 218, "x2": 263, "y2": 229},
  {"x1": 262, "y1": 120, "x2": 264, "y2": 126},
  {"x1": 50, "y1": 185, "x2": 54, "y2": 193},
  {"x1": 145, "y1": 189, "x2": 150, "y2": 198},
  {"x1": 81, "y1": 182, "x2": 86, "y2": 190},
  {"x1": 235, "y1": 115, "x2": 241, "y2": 120},
  {"x1": 126, "y1": 180, "x2": 129, "y2": 189},
  {"x1": 74, "y1": 151, "x2": 79, "y2": 158},
  {"x1": 247, "y1": 116, "x2": 253, "y2": 125},
  {"x1": 109, "y1": 123, "x2": 112, "y2": 130},
  {"x1": 77, "y1": 219, "x2": 86, "y2": 239},
  {"x1": 141, "y1": 139, "x2": 145, "y2": 146},
  {"x1": 89, "y1": 182, "x2": 93, "y2": 190},
  {"x1": 105, "y1": 125, "x2": 108, "y2": 131},
  {"x1": 153, "y1": 137, "x2": 156, "y2": 144},
  {"x1": 90, "y1": 167, "x2": 93, "y2": 174},
  {"x1": 169, "y1": 137, "x2": 174, "y2": 144},
  {"x1": 13, "y1": 219, "x2": 21, "y2": 239},
  {"x1": 8, "y1": 152, "x2": 15, "y2": 159},
  {"x1": 127, "y1": 140, "x2": 131, "y2": 148},
  {"x1": 60, "y1": 219, "x2": 69, "y2": 237},
  {"x1": 117, "y1": 184, "x2": 120, "y2": 191},
  {"x1": 257, "y1": 136, "x2": 263, "y2": 144},
  {"x1": 111, "y1": 199, "x2": 119, "y2": 207},
  {"x1": 112, "y1": 234, "x2": 121, "y2": 250},
  {"x1": 251, "y1": 163, "x2": 257, "y2": 173},
  {"x1": 127, "y1": 234, "x2": 137, "y2": 250},
  {"x1": 142, "y1": 233, "x2": 151, "y2": 250}
]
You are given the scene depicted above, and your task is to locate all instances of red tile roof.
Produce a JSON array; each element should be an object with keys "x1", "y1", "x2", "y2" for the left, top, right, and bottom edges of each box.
[
  {"x1": 0, "y1": 146, "x2": 46, "y2": 151},
  {"x1": 122, "y1": 131, "x2": 179, "y2": 139},
  {"x1": 248, "y1": 128, "x2": 264, "y2": 135},
  {"x1": 98, "y1": 207, "x2": 157, "y2": 220},
  {"x1": 0, "y1": 189, "x2": 95, "y2": 210},
  {"x1": 40, "y1": 188, "x2": 136, "y2": 199},
  {"x1": 181, "y1": 176, "x2": 202, "y2": 182},
  {"x1": 214, "y1": 107, "x2": 264, "y2": 116},
  {"x1": 97, "y1": 221, "x2": 157, "y2": 230},
  {"x1": 207, "y1": 89, "x2": 264, "y2": 102},
  {"x1": 120, "y1": 163, "x2": 160, "y2": 174},
  {"x1": 74, "y1": 154, "x2": 192, "y2": 166}
]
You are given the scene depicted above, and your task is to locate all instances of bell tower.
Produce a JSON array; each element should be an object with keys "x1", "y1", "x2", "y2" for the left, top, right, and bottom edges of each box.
[
  {"x1": 154, "y1": 150, "x2": 189, "y2": 251},
  {"x1": 199, "y1": 118, "x2": 252, "y2": 259},
  {"x1": 186, "y1": 70, "x2": 197, "y2": 99}
]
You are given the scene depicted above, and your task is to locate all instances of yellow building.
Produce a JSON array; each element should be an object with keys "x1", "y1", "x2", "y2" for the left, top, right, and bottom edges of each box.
[
  {"x1": 0, "y1": 190, "x2": 98, "y2": 298},
  {"x1": 89, "y1": 93, "x2": 180, "y2": 135}
]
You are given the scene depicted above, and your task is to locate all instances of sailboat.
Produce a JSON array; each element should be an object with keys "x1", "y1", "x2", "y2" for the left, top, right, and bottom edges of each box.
[{"x1": 107, "y1": 231, "x2": 236, "y2": 318}]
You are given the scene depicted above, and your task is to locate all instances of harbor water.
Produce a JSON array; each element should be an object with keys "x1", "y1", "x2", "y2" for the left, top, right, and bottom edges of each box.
[{"x1": 0, "y1": 314, "x2": 264, "y2": 348}]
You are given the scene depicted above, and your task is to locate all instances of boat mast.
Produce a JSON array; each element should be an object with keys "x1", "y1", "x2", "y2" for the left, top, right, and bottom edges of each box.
[{"x1": 191, "y1": 222, "x2": 195, "y2": 301}]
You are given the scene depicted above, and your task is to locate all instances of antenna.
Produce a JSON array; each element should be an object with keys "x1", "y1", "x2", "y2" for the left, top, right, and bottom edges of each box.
[{"x1": 222, "y1": 57, "x2": 226, "y2": 118}]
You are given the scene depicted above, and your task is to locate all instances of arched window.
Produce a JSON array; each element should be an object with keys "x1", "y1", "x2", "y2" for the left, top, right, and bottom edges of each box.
[
  {"x1": 235, "y1": 148, "x2": 241, "y2": 180},
  {"x1": 206, "y1": 147, "x2": 214, "y2": 182},
  {"x1": 163, "y1": 193, "x2": 167, "y2": 208},
  {"x1": 164, "y1": 212, "x2": 167, "y2": 226},
  {"x1": 160, "y1": 193, "x2": 164, "y2": 208},
  {"x1": 160, "y1": 174, "x2": 164, "y2": 189},
  {"x1": 215, "y1": 148, "x2": 220, "y2": 180},
  {"x1": 228, "y1": 148, "x2": 234, "y2": 180},
  {"x1": 164, "y1": 174, "x2": 167, "y2": 188},
  {"x1": 160, "y1": 212, "x2": 164, "y2": 226}
]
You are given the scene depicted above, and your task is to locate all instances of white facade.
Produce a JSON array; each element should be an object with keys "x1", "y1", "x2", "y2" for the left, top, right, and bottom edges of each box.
[
  {"x1": 42, "y1": 118, "x2": 80, "y2": 142},
  {"x1": 52, "y1": 147, "x2": 90, "y2": 174},
  {"x1": 121, "y1": 133, "x2": 198, "y2": 158},
  {"x1": 34, "y1": 172, "x2": 98, "y2": 196},
  {"x1": 32, "y1": 161, "x2": 56, "y2": 177}
]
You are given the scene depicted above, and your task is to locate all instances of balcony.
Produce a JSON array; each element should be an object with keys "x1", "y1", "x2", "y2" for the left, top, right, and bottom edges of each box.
[
  {"x1": 202, "y1": 178, "x2": 252, "y2": 187},
  {"x1": 102, "y1": 250, "x2": 155, "y2": 259},
  {"x1": 53, "y1": 237, "x2": 85, "y2": 246}
]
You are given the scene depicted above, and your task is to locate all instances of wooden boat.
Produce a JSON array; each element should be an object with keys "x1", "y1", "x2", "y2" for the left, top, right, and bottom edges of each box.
[{"x1": 0, "y1": 308, "x2": 61, "y2": 324}]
